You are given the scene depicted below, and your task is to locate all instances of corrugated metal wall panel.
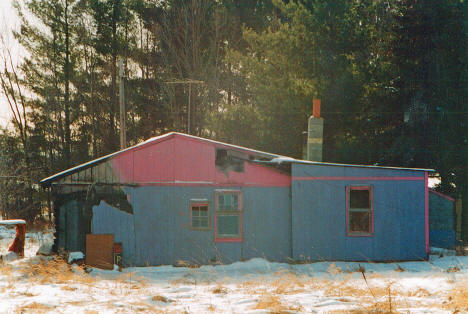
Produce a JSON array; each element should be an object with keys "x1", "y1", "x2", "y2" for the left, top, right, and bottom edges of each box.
[
  {"x1": 91, "y1": 194, "x2": 137, "y2": 266},
  {"x1": 89, "y1": 185, "x2": 291, "y2": 266},
  {"x1": 292, "y1": 164, "x2": 426, "y2": 262}
]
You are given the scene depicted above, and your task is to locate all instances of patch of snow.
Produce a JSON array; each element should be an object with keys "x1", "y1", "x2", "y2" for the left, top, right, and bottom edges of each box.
[
  {"x1": 428, "y1": 176, "x2": 441, "y2": 188},
  {"x1": 1, "y1": 251, "x2": 18, "y2": 261},
  {"x1": 0, "y1": 231, "x2": 467, "y2": 313},
  {"x1": 0, "y1": 219, "x2": 26, "y2": 225},
  {"x1": 430, "y1": 247, "x2": 456, "y2": 256},
  {"x1": 269, "y1": 156, "x2": 297, "y2": 164},
  {"x1": 68, "y1": 252, "x2": 84, "y2": 263},
  {"x1": 36, "y1": 242, "x2": 53, "y2": 256}
]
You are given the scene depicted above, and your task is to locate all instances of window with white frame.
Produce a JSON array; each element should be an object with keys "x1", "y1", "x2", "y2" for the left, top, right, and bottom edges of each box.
[
  {"x1": 346, "y1": 186, "x2": 373, "y2": 236},
  {"x1": 191, "y1": 202, "x2": 210, "y2": 230},
  {"x1": 215, "y1": 190, "x2": 242, "y2": 240}
]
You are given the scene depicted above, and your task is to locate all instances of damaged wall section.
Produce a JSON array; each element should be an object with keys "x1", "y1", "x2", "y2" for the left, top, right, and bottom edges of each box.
[{"x1": 51, "y1": 158, "x2": 134, "y2": 257}]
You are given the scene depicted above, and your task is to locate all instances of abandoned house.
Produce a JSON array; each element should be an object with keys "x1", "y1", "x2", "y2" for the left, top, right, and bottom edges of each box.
[{"x1": 40, "y1": 131, "x2": 433, "y2": 266}]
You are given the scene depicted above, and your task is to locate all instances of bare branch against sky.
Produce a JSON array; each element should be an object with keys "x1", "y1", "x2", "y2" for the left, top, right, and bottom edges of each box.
[{"x1": 0, "y1": 0, "x2": 21, "y2": 128}]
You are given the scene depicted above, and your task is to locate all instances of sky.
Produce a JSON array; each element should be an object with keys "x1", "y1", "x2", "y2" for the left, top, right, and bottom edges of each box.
[{"x1": 0, "y1": 0, "x2": 20, "y2": 129}]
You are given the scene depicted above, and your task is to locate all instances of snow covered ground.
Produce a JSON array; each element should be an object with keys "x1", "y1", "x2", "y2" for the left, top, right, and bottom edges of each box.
[{"x1": 0, "y1": 226, "x2": 466, "y2": 313}]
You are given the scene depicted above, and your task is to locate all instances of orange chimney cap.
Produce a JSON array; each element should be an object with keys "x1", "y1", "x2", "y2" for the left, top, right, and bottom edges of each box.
[{"x1": 313, "y1": 99, "x2": 321, "y2": 118}]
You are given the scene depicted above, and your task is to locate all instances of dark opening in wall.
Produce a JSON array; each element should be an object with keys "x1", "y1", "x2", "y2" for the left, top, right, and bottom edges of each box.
[{"x1": 215, "y1": 148, "x2": 245, "y2": 174}]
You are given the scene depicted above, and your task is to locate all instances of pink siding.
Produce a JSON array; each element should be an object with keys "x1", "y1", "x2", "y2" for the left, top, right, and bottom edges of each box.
[
  {"x1": 110, "y1": 150, "x2": 134, "y2": 183},
  {"x1": 173, "y1": 136, "x2": 215, "y2": 182},
  {"x1": 215, "y1": 159, "x2": 290, "y2": 186},
  {"x1": 133, "y1": 138, "x2": 175, "y2": 182},
  {"x1": 109, "y1": 134, "x2": 290, "y2": 187}
]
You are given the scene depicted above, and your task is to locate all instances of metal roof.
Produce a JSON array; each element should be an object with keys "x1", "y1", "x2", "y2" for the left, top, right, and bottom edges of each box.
[
  {"x1": 40, "y1": 132, "x2": 433, "y2": 187},
  {"x1": 255, "y1": 158, "x2": 434, "y2": 172},
  {"x1": 40, "y1": 132, "x2": 284, "y2": 186}
]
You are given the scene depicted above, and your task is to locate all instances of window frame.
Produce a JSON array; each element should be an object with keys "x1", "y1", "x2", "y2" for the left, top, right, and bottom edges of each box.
[
  {"x1": 214, "y1": 190, "x2": 242, "y2": 242},
  {"x1": 190, "y1": 201, "x2": 210, "y2": 231},
  {"x1": 346, "y1": 185, "x2": 374, "y2": 237}
]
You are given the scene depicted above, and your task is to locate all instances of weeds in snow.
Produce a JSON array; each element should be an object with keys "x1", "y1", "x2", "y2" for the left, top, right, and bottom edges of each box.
[
  {"x1": 254, "y1": 293, "x2": 303, "y2": 313},
  {"x1": 152, "y1": 295, "x2": 171, "y2": 303},
  {"x1": 328, "y1": 263, "x2": 343, "y2": 274},
  {"x1": 24, "y1": 256, "x2": 95, "y2": 285},
  {"x1": 444, "y1": 281, "x2": 468, "y2": 312},
  {"x1": 15, "y1": 301, "x2": 55, "y2": 313},
  {"x1": 271, "y1": 272, "x2": 306, "y2": 295},
  {"x1": 212, "y1": 285, "x2": 228, "y2": 294}
]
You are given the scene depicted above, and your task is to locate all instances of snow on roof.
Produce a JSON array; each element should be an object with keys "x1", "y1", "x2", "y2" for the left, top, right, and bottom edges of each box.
[
  {"x1": 256, "y1": 157, "x2": 434, "y2": 172},
  {"x1": 0, "y1": 219, "x2": 26, "y2": 225}
]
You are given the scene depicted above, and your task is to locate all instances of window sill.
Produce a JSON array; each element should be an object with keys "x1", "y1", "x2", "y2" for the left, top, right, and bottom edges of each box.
[
  {"x1": 215, "y1": 238, "x2": 242, "y2": 243},
  {"x1": 190, "y1": 227, "x2": 211, "y2": 231},
  {"x1": 346, "y1": 232, "x2": 374, "y2": 237}
]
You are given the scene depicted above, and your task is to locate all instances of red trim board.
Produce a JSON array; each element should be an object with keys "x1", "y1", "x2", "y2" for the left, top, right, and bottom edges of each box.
[
  {"x1": 294, "y1": 176, "x2": 424, "y2": 181},
  {"x1": 425, "y1": 172, "x2": 429, "y2": 255},
  {"x1": 429, "y1": 189, "x2": 455, "y2": 202}
]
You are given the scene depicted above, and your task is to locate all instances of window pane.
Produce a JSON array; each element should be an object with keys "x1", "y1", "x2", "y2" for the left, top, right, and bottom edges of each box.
[
  {"x1": 217, "y1": 215, "x2": 239, "y2": 236},
  {"x1": 218, "y1": 195, "x2": 225, "y2": 210},
  {"x1": 192, "y1": 217, "x2": 200, "y2": 228},
  {"x1": 349, "y1": 211, "x2": 370, "y2": 233},
  {"x1": 350, "y1": 189, "x2": 370, "y2": 209},
  {"x1": 199, "y1": 206, "x2": 208, "y2": 216},
  {"x1": 232, "y1": 195, "x2": 238, "y2": 209},
  {"x1": 200, "y1": 218, "x2": 209, "y2": 228},
  {"x1": 192, "y1": 208, "x2": 199, "y2": 217},
  {"x1": 218, "y1": 194, "x2": 239, "y2": 210}
]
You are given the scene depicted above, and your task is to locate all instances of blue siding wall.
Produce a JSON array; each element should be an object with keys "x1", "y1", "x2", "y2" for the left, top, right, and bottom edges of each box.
[
  {"x1": 292, "y1": 164, "x2": 427, "y2": 261},
  {"x1": 91, "y1": 185, "x2": 291, "y2": 266},
  {"x1": 92, "y1": 200, "x2": 137, "y2": 266}
]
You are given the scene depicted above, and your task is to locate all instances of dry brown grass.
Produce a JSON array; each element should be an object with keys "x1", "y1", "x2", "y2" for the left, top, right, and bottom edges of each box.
[
  {"x1": 212, "y1": 285, "x2": 228, "y2": 294},
  {"x1": 207, "y1": 304, "x2": 216, "y2": 312},
  {"x1": 152, "y1": 295, "x2": 171, "y2": 303},
  {"x1": 24, "y1": 257, "x2": 96, "y2": 285},
  {"x1": 16, "y1": 290, "x2": 36, "y2": 297},
  {"x1": 444, "y1": 282, "x2": 468, "y2": 313},
  {"x1": 328, "y1": 263, "x2": 343, "y2": 275},
  {"x1": 15, "y1": 302, "x2": 55, "y2": 313},
  {"x1": 0, "y1": 263, "x2": 15, "y2": 289},
  {"x1": 395, "y1": 264, "x2": 405, "y2": 272},
  {"x1": 61, "y1": 285, "x2": 78, "y2": 291},
  {"x1": 254, "y1": 293, "x2": 303, "y2": 313},
  {"x1": 325, "y1": 280, "x2": 392, "y2": 299},
  {"x1": 271, "y1": 272, "x2": 306, "y2": 295},
  {"x1": 406, "y1": 287, "x2": 431, "y2": 297},
  {"x1": 446, "y1": 266, "x2": 460, "y2": 273}
]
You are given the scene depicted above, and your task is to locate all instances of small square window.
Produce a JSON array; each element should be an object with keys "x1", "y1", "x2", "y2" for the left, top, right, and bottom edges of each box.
[
  {"x1": 191, "y1": 203, "x2": 210, "y2": 230},
  {"x1": 347, "y1": 186, "x2": 373, "y2": 236}
]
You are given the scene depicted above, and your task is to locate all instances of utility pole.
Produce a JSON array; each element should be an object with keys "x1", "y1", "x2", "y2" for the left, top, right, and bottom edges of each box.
[
  {"x1": 165, "y1": 79, "x2": 204, "y2": 134},
  {"x1": 119, "y1": 58, "x2": 126, "y2": 149}
]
